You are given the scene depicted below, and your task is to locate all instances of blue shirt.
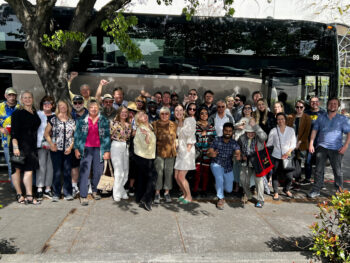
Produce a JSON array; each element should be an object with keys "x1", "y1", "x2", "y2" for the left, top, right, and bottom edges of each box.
[
  {"x1": 313, "y1": 113, "x2": 350, "y2": 150},
  {"x1": 210, "y1": 136, "x2": 240, "y2": 173}
]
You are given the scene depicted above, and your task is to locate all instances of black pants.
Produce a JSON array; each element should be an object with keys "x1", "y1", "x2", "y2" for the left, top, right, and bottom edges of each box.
[
  {"x1": 135, "y1": 155, "x2": 157, "y2": 204},
  {"x1": 272, "y1": 157, "x2": 293, "y2": 193}
]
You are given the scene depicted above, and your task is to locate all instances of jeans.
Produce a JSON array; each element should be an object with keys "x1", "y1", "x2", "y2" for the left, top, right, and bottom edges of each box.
[
  {"x1": 51, "y1": 150, "x2": 72, "y2": 197},
  {"x1": 79, "y1": 147, "x2": 104, "y2": 198},
  {"x1": 154, "y1": 156, "x2": 175, "y2": 191},
  {"x1": 111, "y1": 141, "x2": 129, "y2": 200},
  {"x1": 312, "y1": 146, "x2": 343, "y2": 192},
  {"x1": 3, "y1": 146, "x2": 12, "y2": 180},
  {"x1": 36, "y1": 148, "x2": 53, "y2": 188},
  {"x1": 134, "y1": 155, "x2": 157, "y2": 204},
  {"x1": 210, "y1": 162, "x2": 233, "y2": 199}
]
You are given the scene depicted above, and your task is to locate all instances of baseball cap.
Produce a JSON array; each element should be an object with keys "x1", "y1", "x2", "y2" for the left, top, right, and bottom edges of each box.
[
  {"x1": 148, "y1": 99, "x2": 157, "y2": 105},
  {"x1": 102, "y1": 94, "x2": 113, "y2": 101},
  {"x1": 5, "y1": 87, "x2": 17, "y2": 95},
  {"x1": 72, "y1": 95, "x2": 84, "y2": 101}
]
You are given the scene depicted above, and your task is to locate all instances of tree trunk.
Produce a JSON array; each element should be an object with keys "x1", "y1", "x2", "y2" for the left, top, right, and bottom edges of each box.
[{"x1": 24, "y1": 33, "x2": 72, "y2": 101}]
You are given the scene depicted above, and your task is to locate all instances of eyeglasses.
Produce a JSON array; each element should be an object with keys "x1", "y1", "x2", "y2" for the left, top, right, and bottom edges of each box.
[
  {"x1": 188, "y1": 108, "x2": 196, "y2": 111},
  {"x1": 217, "y1": 106, "x2": 225, "y2": 108},
  {"x1": 43, "y1": 101, "x2": 52, "y2": 105},
  {"x1": 235, "y1": 98, "x2": 240, "y2": 101},
  {"x1": 295, "y1": 106, "x2": 304, "y2": 109},
  {"x1": 73, "y1": 101, "x2": 83, "y2": 105},
  {"x1": 136, "y1": 100, "x2": 144, "y2": 103},
  {"x1": 243, "y1": 107, "x2": 252, "y2": 110},
  {"x1": 160, "y1": 112, "x2": 169, "y2": 115}
]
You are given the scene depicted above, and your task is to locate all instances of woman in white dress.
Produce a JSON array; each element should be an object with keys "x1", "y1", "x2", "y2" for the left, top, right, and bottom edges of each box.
[{"x1": 174, "y1": 104, "x2": 196, "y2": 204}]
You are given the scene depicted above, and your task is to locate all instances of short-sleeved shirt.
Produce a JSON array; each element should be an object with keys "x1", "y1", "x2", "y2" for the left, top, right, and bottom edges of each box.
[
  {"x1": 305, "y1": 108, "x2": 326, "y2": 145},
  {"x1": 49, "y1": 116, "x2": 76, "y2": 151},
  {"x1": 0, "y1": 102, "x2": 20, "y2": 147},
  {"x1": 210, "y1": 136, "x2": 240, "y2": 173},
  {"x1": 313, "y1": 113, "x2": 350, "y2": 150}
]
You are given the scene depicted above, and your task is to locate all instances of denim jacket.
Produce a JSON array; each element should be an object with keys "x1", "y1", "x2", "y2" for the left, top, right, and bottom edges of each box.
[{"x1": 74, "y1": 114, "x2": 111, "y2": 162}]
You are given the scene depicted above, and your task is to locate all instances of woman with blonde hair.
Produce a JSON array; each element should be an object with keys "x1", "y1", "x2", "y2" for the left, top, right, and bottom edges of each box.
[
  {"x1": 110, "y1": 106, "x2": 132, "y2": 201},
  {"x1": 11, "y1": 91, "x2": 41, "y2": 204},
  {"x1": 45, "y1": 100, "x2": 75, "y2": 201},
  {"x1": 74, "y1": 100, "x2": 111, "y2": 205},
  {"x1": 253, "y1": 98, "x2": 275, "y2": 135},
  {"x1": 134, "y1": 111, "x2": 157, "y2": 211}
]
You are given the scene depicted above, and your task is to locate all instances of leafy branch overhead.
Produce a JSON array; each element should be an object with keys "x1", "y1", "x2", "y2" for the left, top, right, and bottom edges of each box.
[
  {"x1": 42, "y1": 30, "x2": 86, "y2": 51},
  {"x1": 101, "y1": 13, "x2": 142, "y2": 61}
]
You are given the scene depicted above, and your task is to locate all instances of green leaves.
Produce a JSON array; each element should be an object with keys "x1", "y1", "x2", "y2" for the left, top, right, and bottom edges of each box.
[
  {"x1": 42, "y1": 30, "x2": 86, "y2": 51},
  {"x1": 310, "y1": 191, "x2": 350, "y2": 262},
  {"x1": 101, "y1": 13, "x2": 142, "y2": 61}
]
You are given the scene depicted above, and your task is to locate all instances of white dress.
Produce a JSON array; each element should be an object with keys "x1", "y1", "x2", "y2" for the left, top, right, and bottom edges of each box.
[{"x1": 174, "y1": 117, "x2": 196, "y2": 170}]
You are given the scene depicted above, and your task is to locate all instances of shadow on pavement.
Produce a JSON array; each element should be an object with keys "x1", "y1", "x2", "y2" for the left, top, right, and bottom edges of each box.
[
  {"x1": 0, "y1": 238, "x2": 19, "y2": 254},
  {"x1": 265, "y1": 236, "x2": 314, "y2": 258},
  {"x1": 0, "y1": 181, "x2": 15, "y2": 209}
]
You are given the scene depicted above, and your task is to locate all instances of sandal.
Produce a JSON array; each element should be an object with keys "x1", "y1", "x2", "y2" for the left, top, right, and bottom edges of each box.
[
  {"x1": 16, "y1": 194, "x2": 25, "y2": 204},
  {"x1": 283, "y1": 190, "x2": 294, "y2": 199},
  {"x1": 272, "y1": 194, "x2": 280, "y2": 201},
  {"x1": 25, "y1": 195, "x2": 41, "y2": 205},
  {"x1": 180, "y1": 199, "x2": 191, "y2": 204}
]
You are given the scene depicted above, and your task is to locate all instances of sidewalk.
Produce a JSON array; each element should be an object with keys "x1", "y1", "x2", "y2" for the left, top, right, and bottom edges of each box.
[{"x1": 1, "y1": 161, "x2": 349, "y2": 262}]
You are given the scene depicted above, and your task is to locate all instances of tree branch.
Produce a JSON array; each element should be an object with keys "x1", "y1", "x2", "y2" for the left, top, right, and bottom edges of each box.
[
  {"x1": 5, "y1": 0, "x2": 35, "y2": 30},
  {"x1": 69, "y1": 0, "x2": 97, "y2": 33},
  {"x1": 85, "y1": 0, "x2": 131, "y2": 36},
  {"x1": 35, "y1": 0, "x2": 57, "y2": 35}
]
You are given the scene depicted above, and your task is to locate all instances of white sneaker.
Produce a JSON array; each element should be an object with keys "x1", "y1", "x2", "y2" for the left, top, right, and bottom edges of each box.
[
  {"x1": 114, "y1": 197, "x2": 121, "y2": 202},
  {"x1": 122, "y1": 193, "x2": 129, "y2": 200},
  {"x1": 88, "y1": 184, "x2": 92, "y2": 194}
]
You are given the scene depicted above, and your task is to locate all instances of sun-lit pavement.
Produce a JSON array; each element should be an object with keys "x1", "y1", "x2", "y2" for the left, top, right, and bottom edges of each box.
[{"x1": 0, "y1": 149, "x2": 349, "y2": 262}]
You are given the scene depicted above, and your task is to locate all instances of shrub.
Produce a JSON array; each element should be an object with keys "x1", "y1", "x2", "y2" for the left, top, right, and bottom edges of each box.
[{"x1": 310, "y1": 190, "x2": 350, "y2": 262}]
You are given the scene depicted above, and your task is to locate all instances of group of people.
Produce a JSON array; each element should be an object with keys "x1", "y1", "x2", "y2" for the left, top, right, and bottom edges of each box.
[{"x1": 1, "y1": 76, "x2": 349, "y2": 211}]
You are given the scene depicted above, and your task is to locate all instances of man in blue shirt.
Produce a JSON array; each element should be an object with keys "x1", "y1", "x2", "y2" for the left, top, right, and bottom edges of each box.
[
  {"x1": 308, "y1": 98, "x2": 350, "y2": 198},
  {"x1": 207, "y1": 122, "x2": 241, "y2": 210}
]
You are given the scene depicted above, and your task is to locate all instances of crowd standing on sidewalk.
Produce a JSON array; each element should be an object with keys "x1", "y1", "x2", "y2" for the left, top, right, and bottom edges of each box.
[{"x1": 2, "y1": 72, "x2": 350, "y2": 211}]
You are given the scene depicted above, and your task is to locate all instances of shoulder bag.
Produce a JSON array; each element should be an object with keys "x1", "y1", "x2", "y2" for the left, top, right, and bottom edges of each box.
[
  {"x1": 277, "y1": 128, "x2": 295, "y2": 171},
  {"x1": 249, "y1": 142, "x2": 274, "y2": 177},
  {"x1": 97, "y1": 160, "x2": 114, "y2": 191}
]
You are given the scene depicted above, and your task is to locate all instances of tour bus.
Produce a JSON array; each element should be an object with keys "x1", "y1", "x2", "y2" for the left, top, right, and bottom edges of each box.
[{"x1": 0, "y1": 4, "x2": 339, "y2": 108}]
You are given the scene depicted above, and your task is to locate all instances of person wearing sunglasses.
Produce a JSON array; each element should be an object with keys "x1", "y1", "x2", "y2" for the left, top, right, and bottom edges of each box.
[
  {"x1": 153, "y1": 107, "x2": 177, "y2": 204},
  {"x1": 67, "y1": 72, "x2": 96, "y2": 108},
  {"x1": 286, "y1": 100, "x2": 311, "y2": 179},
  {"x1": 100, "y1": 94, "x2": 117, "y2": 121},
  {"x1": 186, "y1": 103, "x2": 197, "y2": 118},
  {"x1": 208, "y1": 100, "x2": 234, "y2": 137},
  {"x1": 71, "y1": 95, "x2": 89, "y2": 197},
  {"x1": 232, "y1": 94, "x2": 246, "y2": 123}
]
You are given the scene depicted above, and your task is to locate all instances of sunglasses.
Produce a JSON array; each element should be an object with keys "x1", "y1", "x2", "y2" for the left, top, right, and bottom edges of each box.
[
  {"x1": 295, "y1": 106, "x2": 304, "y2": 109},
  {"x1": 235, "y1": 98, "x2": 240, "y2": 101},
  {"x1": 43, "y1": 101, "x2": 52, "y2": 105},
  {"x1": 188, "y1": 108, "x2": 196, "y2": 111},
  {"x1": 136, "y1": 100, "x2": 144, "y2": 103},
  {"x1": 217, "y1": 106, "x2": 225, "y2": 108},
  {"x1": 73, "y1": 101, "x2": 83, "y2": 105},
  {"x1": 104, "y1": 100, "x2": 114, "y2": 104},
  {"x1": 160, "y1": 113, "x2": 169, "y2": 115}
]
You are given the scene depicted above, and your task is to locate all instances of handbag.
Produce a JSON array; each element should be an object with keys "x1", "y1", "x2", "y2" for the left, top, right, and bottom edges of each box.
[
  {"x1": 277, "y1": 128, "x2": 295, "y2": 171},
  {"x1": 249, "y1": 142, "x2": 274, "y2": 177},
  {"x1": 97, "y1": 160, "x2": 114, "y2": 191},
  {"x1": 11, "y1": 154, "x2": 26, "y2": 165}
]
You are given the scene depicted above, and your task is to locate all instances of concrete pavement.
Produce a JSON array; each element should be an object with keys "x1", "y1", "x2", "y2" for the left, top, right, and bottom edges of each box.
[{"x1": 0, "y1": 148, "x2": 349, "y2": 262}]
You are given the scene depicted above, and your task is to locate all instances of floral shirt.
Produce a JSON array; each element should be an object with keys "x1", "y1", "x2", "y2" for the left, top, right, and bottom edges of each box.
[
  {"x1": 110, "y1": 120, "x2": 132, "y2": 142},
  {"x1": 49, "y1": 116, "x2": 75, "y2": 151}
]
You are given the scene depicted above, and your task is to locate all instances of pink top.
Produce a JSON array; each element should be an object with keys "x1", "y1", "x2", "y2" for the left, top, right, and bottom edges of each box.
[{"x1": 85, "y1": 117, "x2": 101, "y2": 147}]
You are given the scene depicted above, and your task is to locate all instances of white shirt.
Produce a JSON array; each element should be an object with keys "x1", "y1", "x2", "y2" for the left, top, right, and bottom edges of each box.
[
  {"x1": 37, "y1": 111, "x2": 54, "y2": 148},
  {"x1": 215, "y1": 113, "x2": 230, "y2": 137},
  {"x1": 267, "y1": 126, "x2": 296, "y2": 159}
]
